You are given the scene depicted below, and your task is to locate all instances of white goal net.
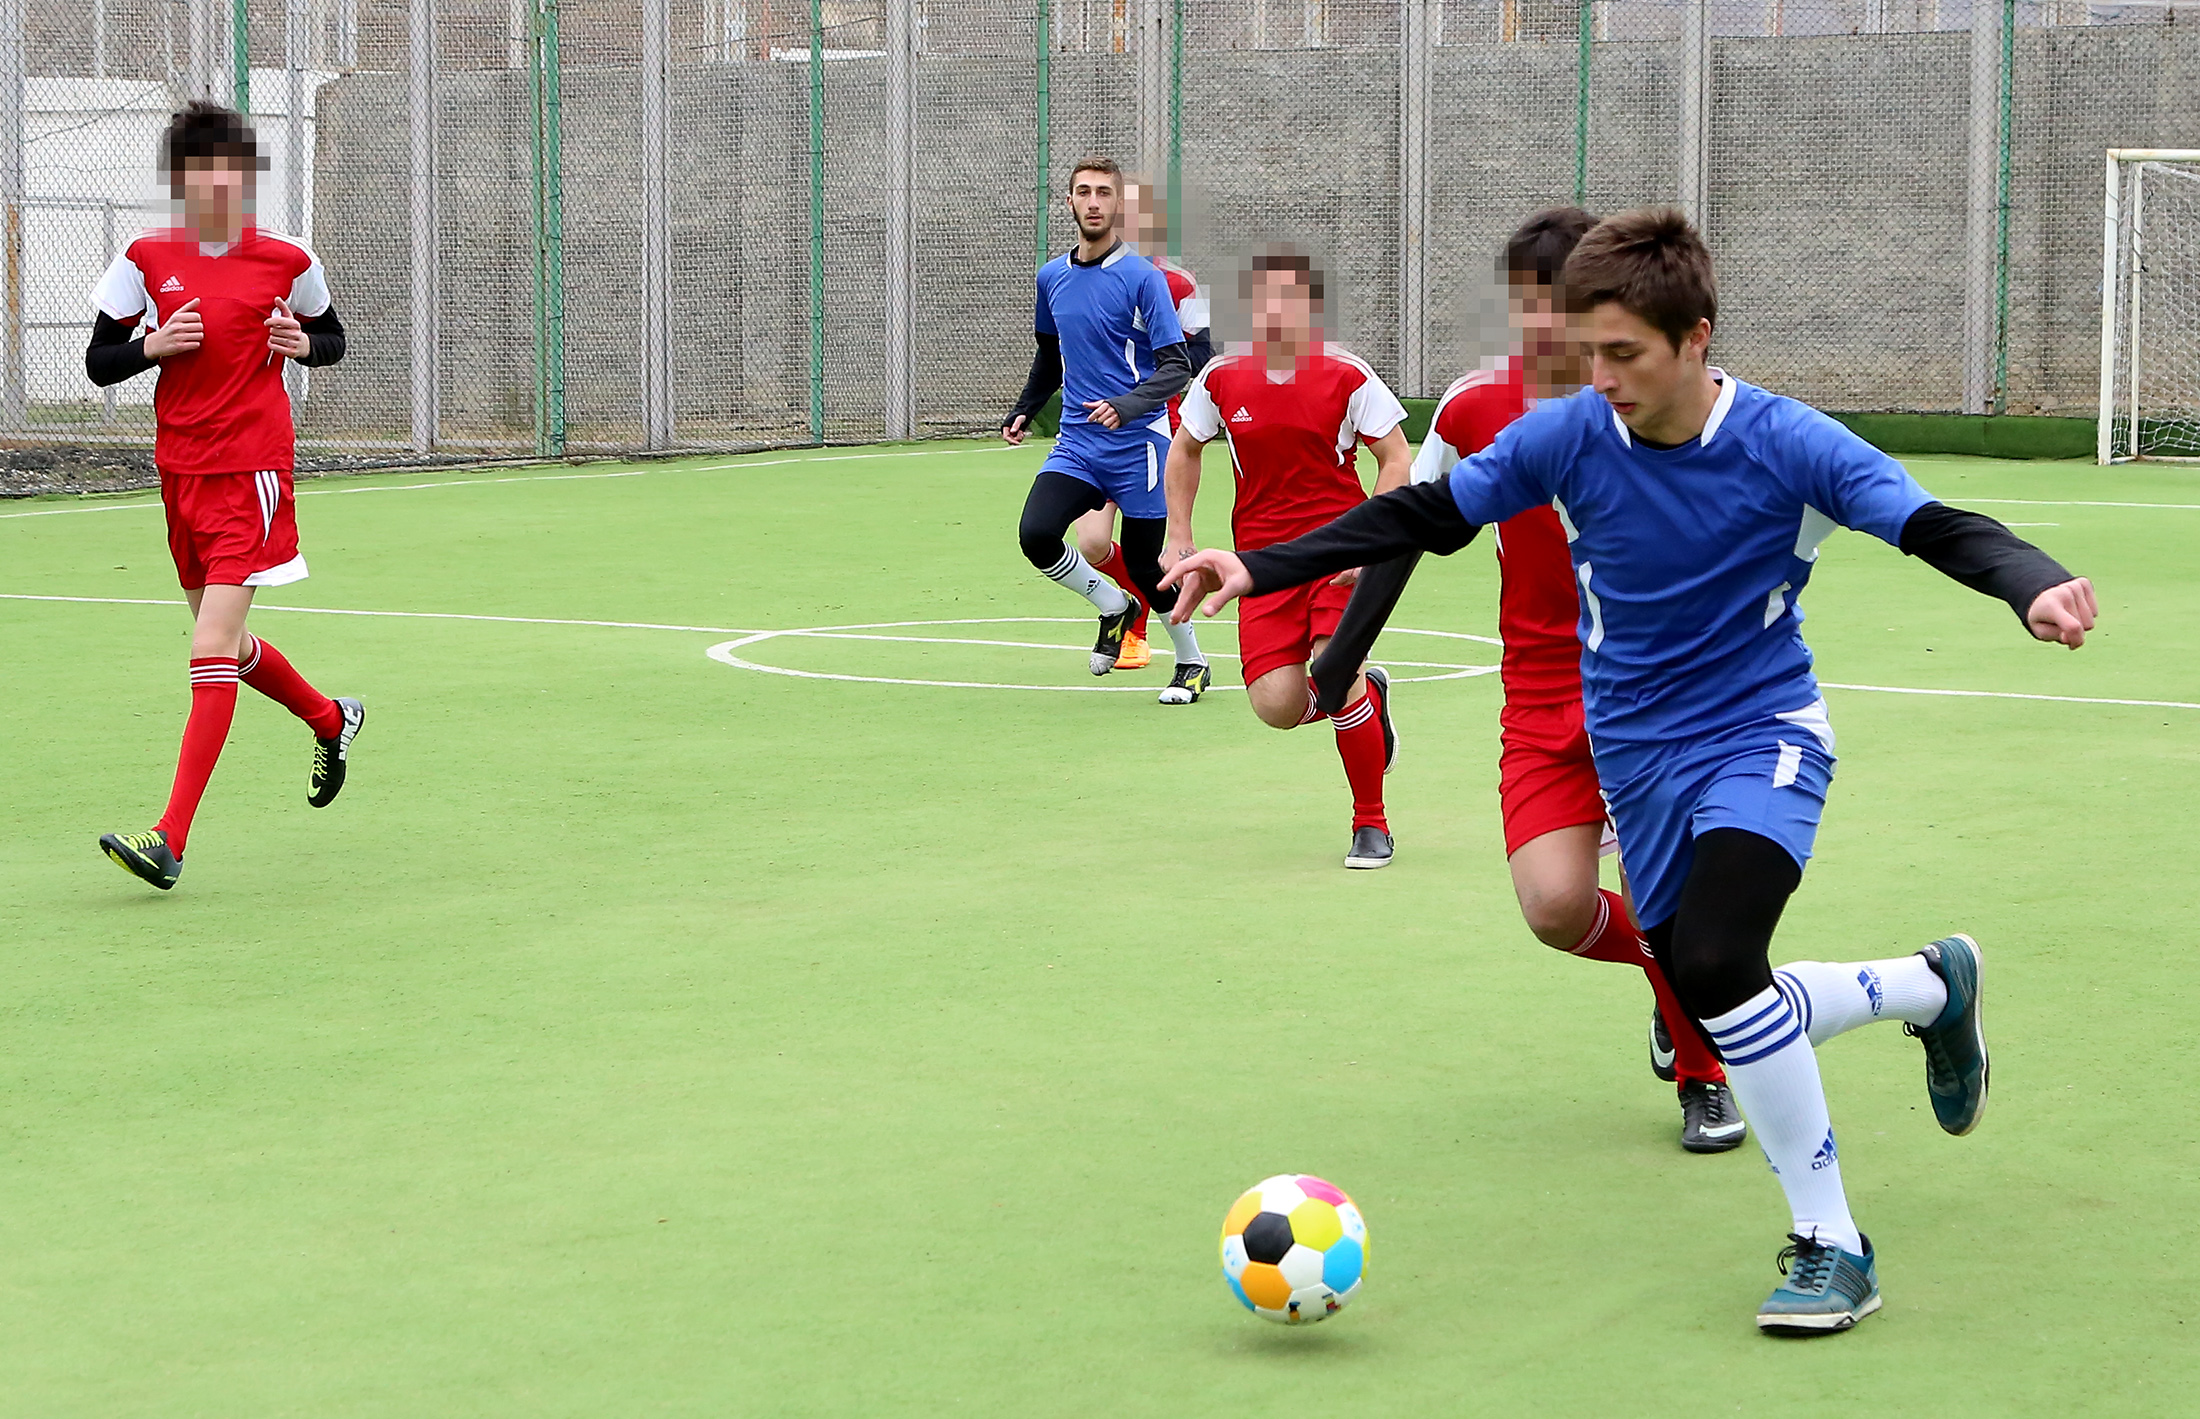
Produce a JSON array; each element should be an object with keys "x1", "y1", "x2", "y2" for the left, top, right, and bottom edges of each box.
[{"x1": 2101, "y1": 150, "x2": 2200, "y2": 464}]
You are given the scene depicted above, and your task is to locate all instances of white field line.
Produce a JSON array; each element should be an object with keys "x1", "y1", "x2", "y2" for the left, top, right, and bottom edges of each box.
[
  {"x1": 7, "y1": 593, "x2": 2191, "y2": 710},
  {"x1": 0, "y1": 441, "x2": 1031, "y2": 520},
  {"x1": 1962, "y1": 497, "x2": 2200, "y2": 511}
]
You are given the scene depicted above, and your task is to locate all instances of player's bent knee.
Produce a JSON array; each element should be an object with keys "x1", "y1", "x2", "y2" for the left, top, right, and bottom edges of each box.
[
  {"x1": 1520, "y1": 892, "x2": 1596, "y2": 951},
  {"x1": 1017, "y1": 521, "x2": 1066, "y2": 571}
]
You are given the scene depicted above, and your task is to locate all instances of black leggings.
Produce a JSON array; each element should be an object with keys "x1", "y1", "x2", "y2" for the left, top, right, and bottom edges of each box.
[
  {"x1": 1643, "y1": 828, "x2": 1803, "y2": 1039},
  {"x1": 1016, "y1": 471, "x2": 1181, "y2": 612}
]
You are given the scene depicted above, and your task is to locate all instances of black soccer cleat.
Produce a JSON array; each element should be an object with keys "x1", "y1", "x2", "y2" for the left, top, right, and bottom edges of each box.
[
  {"x1": 1678, "y1": 1080, "x2": 1749, "y2": 1153},
  {"x1": 1650, "y1": 1008, "x2": 1679, "y2": 1083},
  {"x1": 1089, "y1": 602, "x2": 1137, "y2": 676},
  {"x1": 1363, "y1": 665, "x2": 1398, "y2": 772},
  {"x1": 1159, "y1": 660, "x2": 1211, "y2": 705},
  {"x1": 100, "y1": 827, "x2": 181, "y2": 891},
  {"x1": 1343, "y1": 825, "x2": 1394, "y2": 870},
  {"x1": 309, "y1": 697, "x2": 366, "y2": 808}
]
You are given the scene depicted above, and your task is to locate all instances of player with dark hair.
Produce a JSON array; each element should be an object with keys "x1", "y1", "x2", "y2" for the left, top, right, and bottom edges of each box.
[
  {"x1": 85, "y1": 100, "x2": 360, "y2": 891},
  {"x1": 1412, "y1": 208, "x2": 1743, "y2": 1151},
  {"x1": 1071, "y1": 178, "x2": 1213, "y2": 672},
  {"x1": 1166, "y1": 206, "x2": 2096, "y2": 1333},
  {"x1": 1164, "y1": 244, "x2": 1411, "y2": 868},
  {"x1": 1003, "y1": 157, "x2": 1211, "y2": 703}
]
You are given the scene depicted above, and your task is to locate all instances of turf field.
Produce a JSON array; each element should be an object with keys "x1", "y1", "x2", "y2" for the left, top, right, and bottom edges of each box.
[{"x1": 1, "y1": 442, "x2": 2194, "y2": 1416}]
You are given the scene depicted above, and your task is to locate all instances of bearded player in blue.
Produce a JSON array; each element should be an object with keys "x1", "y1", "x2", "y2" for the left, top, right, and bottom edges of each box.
[
  {"x1": 1003, "y1": 156, "x2": 1212, "y2": 705},
  {"x1": 1162, "y1": 208, "x2": 2098, "y2": 1336}
]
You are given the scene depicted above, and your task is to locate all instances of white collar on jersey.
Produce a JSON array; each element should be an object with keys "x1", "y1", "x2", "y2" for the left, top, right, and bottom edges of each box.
[{"x1": 1609, "y1": 367, "x2": 1734, "y2": 449}]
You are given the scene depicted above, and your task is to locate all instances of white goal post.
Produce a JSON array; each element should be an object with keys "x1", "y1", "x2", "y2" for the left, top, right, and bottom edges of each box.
[{"x1": 2100, "y1": 149, "x2": 2200, "y2": 464}]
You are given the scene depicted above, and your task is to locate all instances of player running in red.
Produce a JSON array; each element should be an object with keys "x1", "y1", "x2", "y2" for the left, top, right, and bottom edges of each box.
[
  {"x1": 84, "y1": 101, "x2": 361, "y2": 891},
  {"x1": 1163, "y1": 245, "x2": 1411, "y2": 868},
  {"x1": 1413, "y1": 209, "x2": 1744, "y2": 1151},
  {"x1": 1074, "y1": 179, "x2": 1212, "y2": 673}
]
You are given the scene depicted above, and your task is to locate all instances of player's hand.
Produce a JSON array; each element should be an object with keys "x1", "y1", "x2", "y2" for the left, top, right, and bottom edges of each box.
[
  {"x1": 143, "y1": 298, "x2": 202, "y2": 359},
  {"x1": 265, "y1": 299, "x2": 310, "y2": 360},
  {"x1": 1082, "y1": 399, "x2": 1123, "y2": 431},
  {"x1": 1329, "y1": 567, "x2": 1362, "y2": 587},
  {"x1": 1158, "y1": 548, "x2": 1252, "y2": 623},
  {"x1": 1001, "y1": 414, "x2": 1028, "y2": 446},
  {"x1": 2026, "y1": 576, "x2": 2097, "y2": 648}
]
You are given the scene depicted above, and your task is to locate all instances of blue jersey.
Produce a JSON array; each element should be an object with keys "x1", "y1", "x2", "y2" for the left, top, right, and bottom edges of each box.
[
  {"x1": 1035, "y1": 243, "x2": 1184, "y2": 443},
  {"x1": 1444, "y1": 372, "x2": 1935, "y2": 747}
]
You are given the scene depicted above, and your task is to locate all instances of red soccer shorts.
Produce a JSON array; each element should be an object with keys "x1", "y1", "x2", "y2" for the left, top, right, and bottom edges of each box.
[
  {"x1": 159, "y1": 468, "x2": 307, "y2": 590},
  {"x1": 1236, "y1": 576, "x2": 1355, "y2": 687},
  {"x1": 1498, "y1": 696, "x2": 1612, "y2": 856}
]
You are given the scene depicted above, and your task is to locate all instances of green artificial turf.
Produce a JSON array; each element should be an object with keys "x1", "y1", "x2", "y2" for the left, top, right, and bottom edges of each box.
[{"x1": 0, "y1": 445, "x2": 2194, "y2": 1416}]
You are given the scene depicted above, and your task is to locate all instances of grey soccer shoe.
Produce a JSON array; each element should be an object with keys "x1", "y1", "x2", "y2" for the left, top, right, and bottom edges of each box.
[
  {"x1": 1908, "y1": 933, "x2": 1988, "y2": 1136},
  {"x1": 1678, "y1": 1080, "x2": 1748, "y2": 1153},
  {"x1": 1089, "y1": 601, "x2": 1137, "y2": 676},
  {"x1": 1159, "y1": 660, "x2": 1211, "y2": 705},
  {"x1": 1343, "y1": 825, "x2": 1394, "y2": 870},
  {"x1": 309, "y1": 697, "x2": 366, "y2": 808},
  {"x1": 1756, "y1": 1232, "x2": 1881, "y2": 1336},
  {"x1": 100, "y1": 827, "x2": 181, "y2": 891}
]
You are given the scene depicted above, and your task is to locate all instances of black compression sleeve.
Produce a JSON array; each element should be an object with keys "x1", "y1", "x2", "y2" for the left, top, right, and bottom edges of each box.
[
  {"x1": 1184, "y1": 329, "x2": 1213, "y2": 377},
  {"x1": 1106, "y1": 341, "x2": 1193, "y2": 426},
  {"x1": 1898, "y1": 501, "x2": 2074, "y2": 624},
  {"x1": 85, "y1": 311, "x2": 155, "y2": 387},
  {"x1": 1009, "y1": 334, "x2": 1064, "y2": 427},
  {"x1": 299, "y1": 306, "x2": 346, "y2": 367},
  {"x1": 1239, "y1": 477, "x2": 1478, "y2": 596}
]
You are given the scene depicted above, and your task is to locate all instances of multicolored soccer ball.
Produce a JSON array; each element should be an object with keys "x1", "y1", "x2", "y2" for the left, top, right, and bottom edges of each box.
[{"x1": 1219, "y1": 1174, "x2": 1367, "y2": 1323}]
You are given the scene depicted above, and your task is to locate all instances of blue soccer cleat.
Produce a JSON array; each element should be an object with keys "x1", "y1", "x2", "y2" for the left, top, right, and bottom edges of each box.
[
  {"x1": 1756, "y1": 1232, "x2": 1881, "y2": 1336},
  {"x1": 1908, "y1": 933, "x2": 1988, "y2": 1136}
]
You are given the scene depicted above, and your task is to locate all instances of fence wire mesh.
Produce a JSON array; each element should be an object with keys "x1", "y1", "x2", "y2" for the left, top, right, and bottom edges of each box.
[{"x1": 16, "y1": 0, "x2": 2200, "y2": 470}]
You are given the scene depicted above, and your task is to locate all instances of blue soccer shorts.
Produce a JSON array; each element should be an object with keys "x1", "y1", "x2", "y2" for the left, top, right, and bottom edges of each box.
[
  {"x1": 1597, "y1": 699, "x2": 1838, "y2": 930},
  {"x1": 1041, "y1": 427, "x2": 1170, "y2": 521}
]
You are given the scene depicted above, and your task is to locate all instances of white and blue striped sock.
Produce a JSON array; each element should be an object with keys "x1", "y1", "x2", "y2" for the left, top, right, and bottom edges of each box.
[
  {"x1": 1775, "y1": 957, "x2": 1948, "y2": 1046},
  {"x1": 1703, "y1": 985, "x2": 1862, "y2": 1255}
]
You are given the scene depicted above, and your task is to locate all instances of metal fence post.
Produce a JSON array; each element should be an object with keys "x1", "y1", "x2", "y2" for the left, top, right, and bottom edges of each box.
[
  {"x1": 807, "y1": 0, "x2": 824, "y2": 445},
  {"x1": 530, "y1": 0, "x2": 565, "y2": 457},
  {"x1": 1398, "y1": 0, "x2": 1429, "y2": 399},
  {"x1": 884, "y1": 0, "x2": 914, "y2": 440},
  {"x1": 1576, "y1": 0, "x2": 1593, "y2": 206},
  {"x1": 1168, "y1": 0, "x2": 1183, "y2": 266},
  {"x1": 1138, "y1": 0, "x2": 1165, "y2": 187},
  {"x1": 410, "y1": 0, "x2": 439, "y2": 452},
  {"x1": 0, "y1": 0, "x2": 20, "y2": 432},
  {"x1": 1035, "y1": 2, "x2": 1052, "y2": 267},
  {"x1": 1961, "y1": 0, "x2": 2002, "y2": 414},
  {"x1": 1992, "y1": 0, "x2": 2014, "y2": 414},
  {"x1": 285, "y1": 0, "x2": 310, "y2": 407},
  {"x1": 232, "y1": 0, "x2": 251, "y2": 113},
  {"x1": 1677, "y1": 0, "x2": 1709, "y2": 225},
  {"x1": 641, "y1": 0, "x2": 672, "y2": 449}
]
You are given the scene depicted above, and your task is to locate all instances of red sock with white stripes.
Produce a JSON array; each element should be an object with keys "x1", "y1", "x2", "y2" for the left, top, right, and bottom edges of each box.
[
  {"x1": 240, "y1": 634, "x2": 342, "y2": 737},
  {"x1": 1093, "y1": 542, "x2": 1149, "y2": 637},
  {"x1": 1329, "y1": 679, "x2": 1389, "y2": 832},
  {"x1": 1568, "y1": 888, "x2": 1726, "y2": 1086},
  {"x1": 155, "y1": 656, "x2": 240, "y2": 857}
]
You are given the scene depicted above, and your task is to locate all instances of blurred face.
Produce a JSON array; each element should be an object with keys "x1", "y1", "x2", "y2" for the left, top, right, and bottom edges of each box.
[
  {"x1": 1507, "y1": 275, "x2": 1580, "y2": 394},
  {"x1": 1068, "y1": 170, "x2": 1122, "y2": 245},
  {"x1": 1582, "y1": 301, "x2": 1711, "y2": 435},
  {"x1": 1120, "y1": 183, "x2": 1167, "y2": 251},
  {"x1": 1251, "y1": 268, "x2": 1317, "y2": 353},
  {"x1": 177, "y1": 156, "x2": 250, "y2": 239}
]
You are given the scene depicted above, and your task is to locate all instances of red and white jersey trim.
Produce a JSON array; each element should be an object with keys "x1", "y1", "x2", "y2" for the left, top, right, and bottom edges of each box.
[
  {"x1": 1412, "y1": 364, "x2": 1512, "y2": 484},
  {"x1": 1179, "y1": 342, "x2": 1405, "y2": 458},
  {"x1": 92, "y1": 227, "x2": 332, "y2": 324}
]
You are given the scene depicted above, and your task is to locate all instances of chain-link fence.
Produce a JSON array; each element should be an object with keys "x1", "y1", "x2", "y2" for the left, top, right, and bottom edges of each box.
[{"x1": 15, "y1": 0, "x2": 2200, "y2": 469}]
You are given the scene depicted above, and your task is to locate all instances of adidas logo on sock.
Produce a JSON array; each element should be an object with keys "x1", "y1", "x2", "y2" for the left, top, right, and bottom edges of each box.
[
  {"x1": 159, "y1": 275, "x2": 184, "y2": 292},
  {"x1": 1857, "y1": 966, "x2": 1884, "y2": 1016},
  {"x1": 1810, "y1": 1128, "x2": 1839, "y2": 1171},
  {"x1": 1230, "y1": 407, "x2": 1252, "y2": 423}
]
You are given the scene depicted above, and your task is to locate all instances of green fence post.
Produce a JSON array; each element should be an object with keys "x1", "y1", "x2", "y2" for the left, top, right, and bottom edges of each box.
[
  {"x1": 232, "y1": 0, "x2": 250, "y2": 112},
  {"x1": 1992, "y1": 0, "x2": 2013, "y2": 414},
  {"x1": 1575, "y1": 0, "x2": 1591, "y2": 206},
  {"x1": 1035, "y1": 5, "x2": 1052, "y2": 268},
  {"x1": 809, "y1": 0, "x2": 826, "y2": 444},
  {"x1": 530, "y1": 0, "x2": 565, "y2": 457}
]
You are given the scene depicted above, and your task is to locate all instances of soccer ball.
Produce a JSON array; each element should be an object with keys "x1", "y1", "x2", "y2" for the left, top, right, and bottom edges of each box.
[{"x1": 1218, "y1": 1173, "x2": 1367, "y2": 1323}]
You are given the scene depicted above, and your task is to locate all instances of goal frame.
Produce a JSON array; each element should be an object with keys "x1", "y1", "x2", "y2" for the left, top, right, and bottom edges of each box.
[{"x1": 2099, "y1": 149, "x2": 2200, "y2": 465}]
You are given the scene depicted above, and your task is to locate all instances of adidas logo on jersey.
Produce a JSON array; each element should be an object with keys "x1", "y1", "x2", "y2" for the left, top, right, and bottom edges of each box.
[
  {"x1": 1230, "y1": 407, "x2": 1252, "y2": 423},
  {"x1": 159, "y1": 275, "x2": 184, "y2": 292}
]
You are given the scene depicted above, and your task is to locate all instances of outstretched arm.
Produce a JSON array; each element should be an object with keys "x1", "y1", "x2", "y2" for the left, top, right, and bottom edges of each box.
[
  {"x1": 1161, "y1": 476, "x2": 1479, "y2": 622},
  {"x1": 1899, "y1": 502, "x2": 2096, "y2": 647}
]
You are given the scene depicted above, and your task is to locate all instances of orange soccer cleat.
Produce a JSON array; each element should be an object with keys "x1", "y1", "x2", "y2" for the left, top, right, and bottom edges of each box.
[{"x1": 1114, "y1": 628, "x2": 1152, "y2": 670}]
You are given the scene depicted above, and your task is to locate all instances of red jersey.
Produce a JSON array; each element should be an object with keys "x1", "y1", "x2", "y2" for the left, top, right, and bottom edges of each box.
[
  {"x1": 1156, "y1": 260, "x2": 1208, "y2": 432},
  {"x1": 1179, "y1": 343, "x2": 1407, "y2": 551},
  {"x1": 93, "y1": 225, "x2": 330, "y2": 477},
  {"x1": 1414, "y1": 361, "x2": 1581, "y2": 707}
]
